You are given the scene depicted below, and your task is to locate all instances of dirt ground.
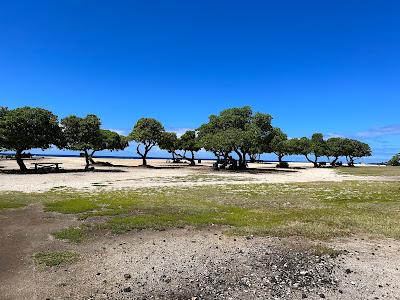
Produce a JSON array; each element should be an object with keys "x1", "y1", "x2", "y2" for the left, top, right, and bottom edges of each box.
[
  {"x1": 1, "y1": 203, "x2": 400, "y2": 300},
  {"x1": 0, "y1": 157, "x2": 395, "y2": 192}
]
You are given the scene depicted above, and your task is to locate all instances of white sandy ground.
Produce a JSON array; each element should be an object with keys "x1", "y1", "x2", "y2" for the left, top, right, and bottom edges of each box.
[{"x1": 0, "y1": 157, "x2": 395, "y2": 192}]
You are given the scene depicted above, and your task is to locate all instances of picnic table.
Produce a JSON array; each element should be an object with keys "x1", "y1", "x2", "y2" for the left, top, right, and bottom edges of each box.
[{"x1": 32, "y1": 162, "x2": 63, "y2": 171}]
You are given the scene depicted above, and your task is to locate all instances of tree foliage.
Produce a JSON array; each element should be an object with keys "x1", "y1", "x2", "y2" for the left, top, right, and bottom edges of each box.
[
  {"x1": 269, "y1": 127, "x2": 290, "y2": 164},
  {"x1": 89, "y1": 129, "x2": 128, "y2": 163},
  {"x1": 179, "y1": 130, "x2": 201, "y2": 165},
  {"x1": 129, "y1": 118, "x2": 165, "y2": 166},
  {"x1": 387, "y1": 153, "x2": 400, "y2": 166},
  {"x1": 342, "y1": 138, "x2": 371, "y2": 166},
  {"x1": 0, "y1": 107, "x2": 62, "y2": 170},
  {"x1": 61, "y1": 114, "x2": 102, "y2": 170},
  {"x1": 158, "y1": 131, "x2": 180, "y2": 160},
  {"x1": 197, "y1": 106, "x2": 273, "y2": 169}
]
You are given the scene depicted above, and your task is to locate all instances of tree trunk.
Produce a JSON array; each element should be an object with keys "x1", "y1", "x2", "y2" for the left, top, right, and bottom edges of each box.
[
  {"x1": 15, "y1": 149, "x2": 27, "y2": 171},
  {"x1": 241, "y1": 152, "x2": 247, "y2": 169},
  {"x1": 278, "y1": 154, "x2": 283, "y2": 163},
  {"x1": 89, "y1": 150, "x2": 96, "y2": 164},
  {"x1": 330, "y1": 156, "x2": 339, "y2": 167},
  {"x1": 189, "y1": 151, "x2": 195, "y2": 166},
  {"x1": 234, "y1": 150, "x2": 245, "y2": 169},
  {"x1": 305, "y1": 154, "x2": 318, "y2": 168},
  {"x1": 84, "y1": 149, "x2": 91, "y2": 170},
  {"x1": 137, "y1": 144, "x2": 148, "y2": 167}
]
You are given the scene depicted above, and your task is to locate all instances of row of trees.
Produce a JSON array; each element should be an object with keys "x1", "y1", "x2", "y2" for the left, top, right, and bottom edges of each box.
[
  {"x1": 269, "y1": 130, "x2": 372, "y2": 168},
  {"x1": 0, "y1": 106, "x2": 372, "y2": 171}
]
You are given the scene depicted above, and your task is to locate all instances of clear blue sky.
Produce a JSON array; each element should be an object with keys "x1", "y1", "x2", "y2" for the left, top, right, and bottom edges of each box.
[{"x1": 1, "y1": 0, "x2": 399, "y2": 161}]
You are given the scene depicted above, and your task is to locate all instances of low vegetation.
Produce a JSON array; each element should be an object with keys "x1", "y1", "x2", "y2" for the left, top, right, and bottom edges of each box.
[
  {"x1": 31, "y1": 181, "x2": 400, "y2": 242},
  {"x1": 337, "y1": 166, "x2": 400, "y2": 176},
  {"x1": 33, "y1": 250, "x2": 78, "y2": 267},
  {"x1": 2, "y1": 181, "x2": 399, "y2": 242},
  {"x1": 0, "y1": 192, "x2": 34, "y2": 210}
]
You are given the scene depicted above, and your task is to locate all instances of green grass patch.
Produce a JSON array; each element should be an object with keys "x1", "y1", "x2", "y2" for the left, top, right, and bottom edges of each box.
[
  {"x1": 0, "y1": 192, "x2": 33, "y2": 210},
  {"x1": 53, "y1": 227, "x2": 86, "y2": 243},
  {"x1": 33, "y1": 250, "x2": 78, "y2": 267},
  {"x1": 45, "y1": 197, "x2": 99, "y2": 214},
  {"x1": 4, "y1": 181, "x2": 400, "y2": 241},
  {"x1": 337, "y1": 166, "x2": 400, "y2": 176}
]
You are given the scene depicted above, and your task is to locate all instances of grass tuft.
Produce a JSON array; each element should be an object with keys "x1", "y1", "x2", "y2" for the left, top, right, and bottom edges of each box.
[
  {"x1": 53, "y1": 227, "x2": 86, "y2": 243},
  {"x1": 33, "y1": 250, "x2": 78, "y2": 267}
]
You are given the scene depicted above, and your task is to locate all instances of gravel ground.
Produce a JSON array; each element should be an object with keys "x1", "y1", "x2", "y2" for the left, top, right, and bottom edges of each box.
[{"x1": 1, "y1": 204, "x2": 400, "y2": 300}]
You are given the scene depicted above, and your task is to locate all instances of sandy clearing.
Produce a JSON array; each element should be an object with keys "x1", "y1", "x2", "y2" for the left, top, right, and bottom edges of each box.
[{"x1": 0, "y1": 157, "x2": 393, "y2": 192}]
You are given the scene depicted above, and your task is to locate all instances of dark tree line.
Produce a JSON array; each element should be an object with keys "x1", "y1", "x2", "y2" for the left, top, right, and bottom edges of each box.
[{"x1": 0, "y1": 106, "x2": 374, "y2": 171}]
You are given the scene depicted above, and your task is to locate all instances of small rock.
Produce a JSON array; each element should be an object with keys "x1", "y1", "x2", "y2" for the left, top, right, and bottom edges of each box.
[
  {"x1": 122, "y1": 287, "x2": 132, "y2": 293},
  {"x1": 124, "y1": 274, "x2": 131, "y2": 279}
]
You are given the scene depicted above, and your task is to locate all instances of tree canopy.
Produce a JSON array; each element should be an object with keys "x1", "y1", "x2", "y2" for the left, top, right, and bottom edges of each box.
[
  {"x1": 387, "y1": 153, "x2": 400, "y2": 166},
  {"x1": 129, "y1": 118, "x2": 165, "y2": 166},
  {"x1": 61, "y1": 114, "x2": 103, "y2": 170},
  {"x1": 88, "y1": 129, "x2": 128, "y2": 164},
  {"x1": 1, "y1": 105, "x2": 375, "y2": 171},
  {"x1": 269, "y1": 127, "x2": 290, "y2": 164},
  {"x1": 158, "y1": 131, "x2": 180, "y2": 161},
  {"x1": 0, "y1": 107, "x2": 62, "y2": 170},
  {"x1": 342, "y1": 138, "x2": 372, "y2": 166},
  {"x1": 179, "y1": 130, "x2": 201, "y2": 165},
  {"x1": 197, "y1": 106, "x2": 273, "y2": 169}
]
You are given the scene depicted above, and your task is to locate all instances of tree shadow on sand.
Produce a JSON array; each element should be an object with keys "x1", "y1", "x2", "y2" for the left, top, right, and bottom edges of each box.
[
  {"x1": 214, "y1": 167, "x2": 301, "y2": 174},
  {"x1": 0, "y1": 168, "x2": 127, "y2": 175}
]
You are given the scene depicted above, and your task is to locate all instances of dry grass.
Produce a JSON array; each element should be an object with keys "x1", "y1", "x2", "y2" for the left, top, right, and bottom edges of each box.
[
  {"x1": 337, "y1": 166, "x2": 400, "y2": 176},
  {"x1": 2, "y1": 181, "x2": 400, "y2": 242}
]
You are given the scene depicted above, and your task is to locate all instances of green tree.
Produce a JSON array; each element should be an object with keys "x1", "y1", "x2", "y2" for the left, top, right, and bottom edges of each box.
[
  {"x1": 292, "y1": 133, "x2": 326, "y2": 167},
  {"x1": 61, "y1": 114, "x2": 102, "y2": 170},
  {"x1": 179, "y1": 130, "x2": 201, "y2": 166},
  {"x1": 88, "y1": 129, "x2": 128, "y2": 164},
  {"x1": 0, "y1": 106, "x2": 8, "y2": 119},
  {"x1": 325, "y1": 137, "x2": 346, "y2": 166},
  {"x1": 387, "y1": 153, "x2": 400, "y2": 166},
  {"x1": 197, "y1": 106, "x2": 273, "y2": 169},
  {"x1": 269, "y1": 128, "x2": 290, "y2": 164},
  {"x1": 129, "y1": 118, "x2": 165, "y2": 166},
  {"x1": 342, "y1": 139, "x2": 371, "y2": 166},
  {"x1": 285, "y1": 137, "x2": 310, "y2": 162},
  {"x1": 158, "y1": 131, "x2": 180, "y2": 161},
  {"x1": 0, "y1": 107, "x2": 62, "y2": 171}
]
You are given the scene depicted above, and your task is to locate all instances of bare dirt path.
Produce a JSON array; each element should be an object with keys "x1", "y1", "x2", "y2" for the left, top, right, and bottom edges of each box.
[{"x1": 0, "y1": 204, "x2": 77, "y2": 300}]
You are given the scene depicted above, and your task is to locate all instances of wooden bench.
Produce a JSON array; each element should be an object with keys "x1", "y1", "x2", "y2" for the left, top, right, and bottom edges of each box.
[{"x1": 32, "y1": 162, "x2": 63, "y2": 171}]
